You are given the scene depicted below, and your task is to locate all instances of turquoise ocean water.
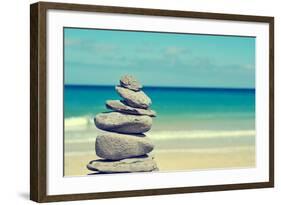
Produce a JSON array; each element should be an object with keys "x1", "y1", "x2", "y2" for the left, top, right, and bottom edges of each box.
[{"x1": 64, "y1": 85, "x2": 255, "y2": 152}]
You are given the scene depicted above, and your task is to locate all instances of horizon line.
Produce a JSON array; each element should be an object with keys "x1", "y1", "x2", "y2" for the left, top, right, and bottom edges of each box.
[{"x1": 64, "y1": 84, "x2": 255, "y2": 90}]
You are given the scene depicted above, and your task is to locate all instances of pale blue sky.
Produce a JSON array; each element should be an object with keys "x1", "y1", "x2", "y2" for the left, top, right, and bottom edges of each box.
[{"x1": 64, "y1": 28, "x2": 255, "y2": 88}]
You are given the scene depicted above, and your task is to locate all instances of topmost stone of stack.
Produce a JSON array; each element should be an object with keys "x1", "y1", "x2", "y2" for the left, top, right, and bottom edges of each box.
[{"x1": 120, "y1": 75, "x2": 143, "y2": 91}]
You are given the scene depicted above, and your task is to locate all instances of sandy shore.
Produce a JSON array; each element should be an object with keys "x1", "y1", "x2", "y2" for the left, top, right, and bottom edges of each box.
[{"x1": 64, "y1": 147, "x2": 255, "y2": 176}]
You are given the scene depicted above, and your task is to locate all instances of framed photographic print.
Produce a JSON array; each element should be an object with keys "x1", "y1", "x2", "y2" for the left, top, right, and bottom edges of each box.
[{"x1": 30, "y1": 1, "x2": 274, "y2": 202}]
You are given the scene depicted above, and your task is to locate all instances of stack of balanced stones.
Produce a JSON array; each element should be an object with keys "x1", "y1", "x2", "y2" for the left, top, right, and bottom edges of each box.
[{"x1": 87, "y1": 75, "x2": 158, "y2": 173}]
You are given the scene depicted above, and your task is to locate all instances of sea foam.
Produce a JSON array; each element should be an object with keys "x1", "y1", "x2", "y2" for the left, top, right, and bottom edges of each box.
[
  {"x1": 64, "y1": 116, "x2": 94, "y2": 129},
  {"x1": 149, "y1": 130, "x2": 255, "y2": 140},
  {"x1": 64, "y1": 128, "x2": 255, "y2": 144}
]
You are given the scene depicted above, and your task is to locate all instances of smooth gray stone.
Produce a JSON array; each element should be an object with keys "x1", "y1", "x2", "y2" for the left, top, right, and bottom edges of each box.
[
  {"x1": 87, "y1": 156, "x2": 158, "y2": 173},
  {"x1": 120, "y1": 75, "x2": 142, "y2": 91},
  {"x1": 106, "y1": 100, "x2": 156, "y2": 117},
  {"x1": 95, "y1": 133, "x2": 154, "y2": 160},
  {"x1": 94, "y1": 112, "x2": 152, "y2": 134},
  {"x1": 116, "y1": 86, "x2": 151, "y2": 109}
]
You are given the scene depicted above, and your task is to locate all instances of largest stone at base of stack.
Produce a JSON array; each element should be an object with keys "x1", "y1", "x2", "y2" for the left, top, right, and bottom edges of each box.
[
  {"x1": 87, "y1": 75, "x2": 158, "y2": 174},
  {"x1": 87, "y1": 156, "x2": 158, "y2": 173}
]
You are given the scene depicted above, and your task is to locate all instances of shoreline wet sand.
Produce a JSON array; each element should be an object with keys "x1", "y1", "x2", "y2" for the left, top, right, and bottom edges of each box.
[{"x1": 64, "y1": 146, "x2": 255, "y2": 176}]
